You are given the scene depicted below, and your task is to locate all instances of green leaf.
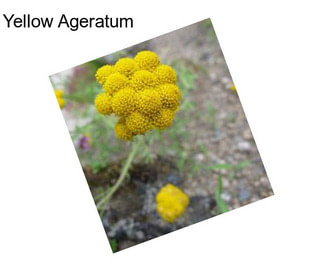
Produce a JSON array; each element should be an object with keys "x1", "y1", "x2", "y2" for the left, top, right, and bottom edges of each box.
[
  {"x1": 208, "y1": 163, "x2": 234, "y2": 170},
  {"x1": 109, "y1": 239, "x2": 118, "y2": 253},
  {"x1": 214, "y1": 175, "x2": 228, "y2": 214},
  {"x1": 234, "y1": 160, "x2": 251, "y2": 171}
]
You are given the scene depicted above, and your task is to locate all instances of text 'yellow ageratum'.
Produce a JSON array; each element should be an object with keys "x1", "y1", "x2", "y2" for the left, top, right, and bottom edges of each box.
[{"x1": 94, "y1": 51, "x2": 182, "y2": 141}]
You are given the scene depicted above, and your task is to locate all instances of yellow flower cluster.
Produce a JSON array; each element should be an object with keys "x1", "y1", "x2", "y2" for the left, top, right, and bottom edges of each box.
[
  {"x1": 54, "y1": 89, "x2": 65, "y2": 109},
  {"x1": 94, "y1": 50, "x2": 181, "y2": 141},
  {"x1": 155, "y1": 184, "x2": 189, "y2": 223}
]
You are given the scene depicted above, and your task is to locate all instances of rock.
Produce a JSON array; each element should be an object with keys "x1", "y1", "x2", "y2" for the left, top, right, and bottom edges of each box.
[
  {"x1": 195, "y1": 153, "x2": 205, "y2": 162},
  {"x1": 237, "y1": 141, "x2": 252, "y2": 152},
  {"x1": 221, "y1": 191, "x2": 231, "y2": 202}
]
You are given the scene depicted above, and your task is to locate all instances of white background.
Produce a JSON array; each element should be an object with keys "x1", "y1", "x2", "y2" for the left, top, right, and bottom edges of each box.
[{"x1": 1, "y1": 0, "x2": 323, "y2": 270}]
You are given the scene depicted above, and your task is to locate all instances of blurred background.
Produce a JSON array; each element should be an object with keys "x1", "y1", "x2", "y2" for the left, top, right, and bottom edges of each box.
[{"x1": 50, "y1": 19, "x2": 273, "y2": 252}]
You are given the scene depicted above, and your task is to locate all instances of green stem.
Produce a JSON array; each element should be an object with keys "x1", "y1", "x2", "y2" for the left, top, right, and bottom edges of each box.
[{"x1": 97, "y1": 138, "x2": 142, "y2": 213}]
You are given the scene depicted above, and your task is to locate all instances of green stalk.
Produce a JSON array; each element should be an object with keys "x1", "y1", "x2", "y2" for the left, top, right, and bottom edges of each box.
[{"x1": 97, "y1": 137, "x2": 142, "y2": 214}]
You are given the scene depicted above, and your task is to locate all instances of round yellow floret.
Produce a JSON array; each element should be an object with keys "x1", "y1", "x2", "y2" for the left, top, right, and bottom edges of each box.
[
  {"x1": 54, "y1": 89, "x2": 64, "y2": 98},
  {"x1": 114, "y1": 119, "x2": 133, "y2": 141},
  {"x1": 95, "y1": 64, "x2": 115, "y2": 85},
  {"x1": 95, "y1": 93, "x2": 113, "y2": 115},
  {"x1": 130, "y1": 70, "x2": 157, "y2": 92},
  {"x1": 134, "y1": 50, "x2": 160, "y2": 72},
  {"x1": 57, "y1": 97, "x2": 65, "y2": 109},
  {"x1": 156, "y1": 184, "x2": 189, "y2": 223},
  {"x1": 154, "y1": 65, "x2": 177, "y2": 85},
  {"x1": 115, "y1": 58, "x2": 139, "y2": 78},
  {"x1": 137, "y1": 89, "x2": 162, "y2": 118},
  {"x1": 152, "y1": 109, "x2": 174, "y2": 130},
  {"x1": 126, "y1": 112, "x2": 152, "y2": 135},
  {"x1": 157, "y1": 84, "x2": 180, "y2": 110},
  {"x1": 111, "y1": 88, "x2": 137, "y2": 117},
  {"x1": 54, "y1": 89, "x2": 65, "y2": 109},
  {"x1": 103, "y1": 72, "x2": 129, "y2": 94},
  {"x1": 230, "y1": 84, "x2": 237, "y2": 92}
]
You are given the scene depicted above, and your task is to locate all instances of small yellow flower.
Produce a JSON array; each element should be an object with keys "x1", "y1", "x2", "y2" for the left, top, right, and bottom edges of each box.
[
  {"x1": 95, "y1": 93, "x2": 113, "y2": 115},
  {"x1": 130, "y1": 70, "x2": 157, "y2": 92},
  {"x1": 126, "y1": 112, "x2": 153, "y2": 135},
  {"x1": 54, "y1": 89, "x2": 65, "y2": 109},
  {"x1": 137, "y1": 89, "x2": 162, "y2": 118},
  {"x1": 115, "y1": 57, "x2": 139, "y2": 78},
  {"x1": 57, "y1": 98, "x2": 65, "y2": 108},
  {"x1": 156, "y1": 184, "x2": 189, "y2": 223},
  {"x1": 103, "y1": 72, "x2": 129, "y2": 94},
  {"x1": 154, "y1": 65, "x2": 177, "y2": 85},
  {"x1": 115, "y1": 119, "x2": 134, "y2": 141},
  {"x1": 152, "y1": 109, "x2": 174, "y2": 130},
  {"x1": 95, "y1": 64, "x2": 115, "y2": 85},
  {"x1": 158, "y1": 84, "x2": 180, "y2": 110},
  {"x1": 230, "y1": 84, "x2": 237, "y2": 92},
  {"x1": 134, "y1": 50, "x2": 160, "y2": 71},
  {"x1": 54, "y1": 89, "x2": 64, "y2": 98},
  {"x1": 111, "y1": 88, "x2": 137, "y2": 117}
]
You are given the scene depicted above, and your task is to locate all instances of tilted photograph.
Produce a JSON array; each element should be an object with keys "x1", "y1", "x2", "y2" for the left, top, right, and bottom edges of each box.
[{"x1": 50, "y1": 18, "x2": 273, "y2": 252}]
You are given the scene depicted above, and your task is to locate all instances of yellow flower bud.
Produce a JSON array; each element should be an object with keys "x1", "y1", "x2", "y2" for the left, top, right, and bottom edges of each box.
[
  {"x1": 157, "y1": 84, "x2": 180, "y2": 110},
  {"x1": 156, "y1": 184, "x2": 189, "y2": 223},
  {"x1": 130, "y1": 70, "x2": 157, "y2": 92},
  {"x1": 95, "y1": 64, "x2": 115, "y2": 85},
  {"x1": 54, "y1": 89, "x2": 65, "y2": 109},
  {"x1": 137, "y1": 89, "x2": 162, "y2": 118},
  {"x1": 152, "y1": 109, "x2": 174, "y2": 130},
  {"x1": 134, "y1": 50, "x2": 160, "y2": 72},
  {"x1": 54, "y1": 89, "x2": 64, "y2": 98},
  {"x1": 154, "y1": 65, "x2": 177, "y2": 85},
  {"x1": 94, "y1": 93, "x2": 113, "y2": 115},
  {"x1": 126, "y1": 112, "x2": 153, "y2": 135},
  {"x1": 57, "y1": 97, "x2": 65, "y2": 109},
  {"x1": 103, "y1": 72, "x2": 129, "y2": 94},
  {"x1": 115, "y1": 57, "x2": 139, "y2": 78},
  {"x1": 111, "y1": 88, "x2": 137, "y2": 117},
  {"x1": 230, "y1": 84, "x2": 237, "y2": 92},
  {"x1": 114, "y1": 118, "x2": 133, "y2": 141}
]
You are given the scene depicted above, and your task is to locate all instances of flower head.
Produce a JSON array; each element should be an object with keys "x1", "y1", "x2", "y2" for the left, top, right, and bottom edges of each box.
[
  {"x1": 134, "y1": 50, "x2": 160, "y2": 71},
  {"x1": 130, "y1": 70, "x2": 157, "y2": 92},
  {"x1": 154, "y1": 65, "x2": 177, "y2": 85},
  {"x1": 156, "y1": 184, "x2": 189, "y2": 223},
  {"x1": 230, "y1": 84, "x2": 237, "y2": 92},
  {"x1": 126, "y1": 112, "x2": 153, "y2": 135},
  {"x1": 95, "y1": 93, "x2": 113, "y2": 115},
  {"x1": 115, "y1": 119, "x2": 134, "y2": 141},
  {"x1": 103, "y1": 73, "x2": 129, "y2": 94},
  {"x1": 54, "y1": 89, "x2": 65, "y2": 109},
  {"x1": 137, "y1": 89, "x2": 162, "y2": 118},
  {"x1": 152, "y1": 109, "x2": 174, "y2": 130},
  {"x1": 115, "y1": 57, "x2": 139, "y2": 78},
  {"x1": 94, "y1": 50, "x2": 182, "y2": 140},
  {"x1": 78, "y1": 133, "x2": 92, "y2": 151},
  {"x1": 95, "y1": 64, "x2": 115, "y2": 85},
  {"x1": 111, "y1": 88, "x2": 137, "y2": 117},
  {"x1": 158, "y1": 84, "x2": 180, "y2": 110}
]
